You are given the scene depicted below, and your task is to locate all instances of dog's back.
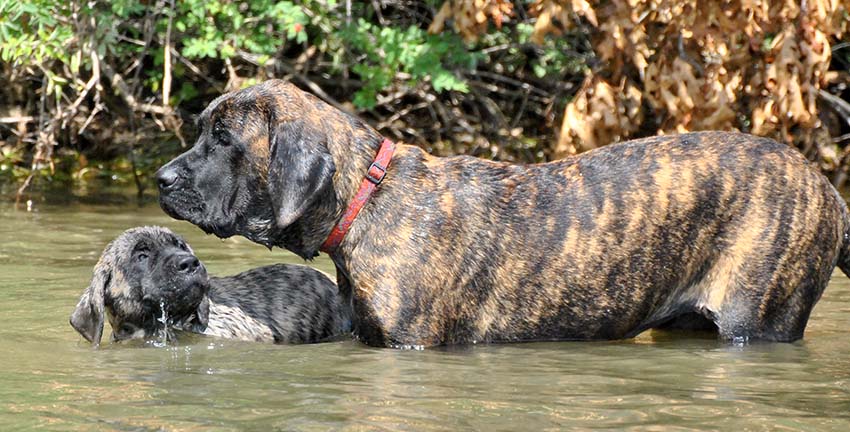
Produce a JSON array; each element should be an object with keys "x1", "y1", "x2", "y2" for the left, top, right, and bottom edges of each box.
[
  {"x1": 203, "y1": 264, "x2": 350, "y2": 343},
  {"x1": 349, "y1": 131, "x2": 849, "y2": 344}
]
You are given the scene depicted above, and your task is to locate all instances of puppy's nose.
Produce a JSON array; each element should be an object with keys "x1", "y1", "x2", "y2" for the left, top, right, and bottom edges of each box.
[
  {"x1": 177, "y1": 255, "x2": 200, "y2": 274},
  {"x1": 156, "y1": 166, "x2": 179, "y2": 190}
]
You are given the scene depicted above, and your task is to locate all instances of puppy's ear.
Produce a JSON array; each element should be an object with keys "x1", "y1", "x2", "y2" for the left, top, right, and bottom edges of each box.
[
  {"x1": 268, "y1": 118, "x2": 336, "y2": 229},
  {"x1": 195, "y1": 296, "x2": 210, "y2": 327},
  {"x1": 70, "y1": 264, "x2": 111, "y2": 347}
]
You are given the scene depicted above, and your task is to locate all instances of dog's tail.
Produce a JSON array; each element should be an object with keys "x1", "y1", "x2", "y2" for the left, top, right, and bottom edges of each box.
[{"x1": 836, "y1": 188, "x2": 850, "y2": 278}]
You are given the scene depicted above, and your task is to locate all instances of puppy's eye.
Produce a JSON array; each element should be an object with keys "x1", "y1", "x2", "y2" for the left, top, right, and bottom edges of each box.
[
  {"x1": 135, "y1": 248, "x2": 150, "y2": 262},
  {"x1": 172, "y1": 238, "x2": 188, "y2": 251},
  {"x1": 117, "y1": 323, "x2": 139, "y2": 339}
]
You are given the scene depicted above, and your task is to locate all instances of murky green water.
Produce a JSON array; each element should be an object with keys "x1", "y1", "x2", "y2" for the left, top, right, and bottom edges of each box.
[{"x1": 1, "y1": 190, "x2": 849, "y2": 431}]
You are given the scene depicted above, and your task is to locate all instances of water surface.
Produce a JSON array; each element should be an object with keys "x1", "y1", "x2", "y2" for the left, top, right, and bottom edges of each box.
[{"x1": 1, "y1": 192, "x2": 849, "y2": 430}]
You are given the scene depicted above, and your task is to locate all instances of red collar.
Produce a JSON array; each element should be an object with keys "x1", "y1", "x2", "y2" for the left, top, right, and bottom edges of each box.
[{"x1": 320, "y1": 138, "x2": 396, "y2": 254}]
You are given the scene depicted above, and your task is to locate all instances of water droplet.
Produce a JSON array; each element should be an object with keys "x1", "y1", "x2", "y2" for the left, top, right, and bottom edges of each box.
[
  {"x1": 154, "y1": 299, "x2": 171, "y2": 347},
  {"x1": 732, "y1": 335, "x2": 749, "y2": 347}
]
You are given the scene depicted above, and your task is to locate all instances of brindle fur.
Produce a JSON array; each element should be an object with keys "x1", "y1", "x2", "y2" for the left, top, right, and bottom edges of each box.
[
  {"x1": 70, "y1": 226, "x2": 350, "y2": 345},
  {"x1": 157, "y1": 80, "x2": 850, "y2": 347}
]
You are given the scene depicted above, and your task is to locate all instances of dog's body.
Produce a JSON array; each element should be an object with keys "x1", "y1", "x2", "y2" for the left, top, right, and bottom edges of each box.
[
  {"x1": 157, "y1": 80, "x2": 850, "y2": 347},
  {"x1": 199, "y1": 264, "x2": 349, "y2": 342},
  {"x1": 70, "y1": 226, "x2": 349, "y2": 345}
]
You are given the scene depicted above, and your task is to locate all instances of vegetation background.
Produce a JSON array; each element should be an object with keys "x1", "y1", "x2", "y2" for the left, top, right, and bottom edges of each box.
[{"x1": 1, "y1": 0, "x2": 850, "y2": 199}]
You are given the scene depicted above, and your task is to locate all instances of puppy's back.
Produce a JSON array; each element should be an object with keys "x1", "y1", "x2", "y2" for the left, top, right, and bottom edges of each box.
[{"x1": 206, "y1": 264, "x2": 349, "y2": 343}]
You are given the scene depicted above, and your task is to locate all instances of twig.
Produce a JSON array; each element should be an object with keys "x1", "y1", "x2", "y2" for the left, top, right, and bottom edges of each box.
[
  {"x1": 239, "y1": 51, "x2": 352, "y2": 114},
  {"x1": 819, "y1": 89, "x2": 850, "y2": 128},
  {"x1": 16, "y1": 78, "x2": 50, "y2": 204},
  {"x1": 373, "y1": 90, "x2": 410, "y2": 109},
  {"x1": 371, "y1": 0, "x2": 388, "y2": 25},
  {"x1": 479, "y1": 43, "x2": 513, "y2": 55},
  {"x1": 15, "y1": 172, "x2": 35, "y2": 207},
  {"x1": 510, "y1": 88, "x2": 530, "y2": 129},
  {"x1": 170, "y1": 47, "x2": 223, "y2": 91},
  {"x1": 376, "y1": 101, "x2": 430, "y2": 130},
  {"x1": 346, "y1": 0, "x2": 352, "y2": 26},
  {"x1": 78, "y1": 102, "x2": 104, "y2": 135},
  {"x1": 162, "y1": 0, "x2": 174, "y2": 109},
  {"x1": 0, "y1": 116, "x2": 35, "y2": 123},
  {"x1": 464, "y1": 69, "x2": 549, "y2": 97},
  {"x1": 128, "y1": 116, "x2": 146, "y2": 201},
  {"x1": 678, "y1": 33, "x2": 704, "y2": 78},
  {"x1": 62, "y1": 47, "x2": 101, "y2": 129},
  {"x1": 833, "y1": 42, "x2": 850, "y2": 51},
  {"x1": 467, "y1": 79, "x2": 551, "y2": 103},
  {"x1": 101, "y1": 62, "x2": 173, "y2": 115},
  {"x1": 225, "y1": 57, "x2": 240, "y2": 90},
  {"x1": 128, "y1": 3, "x2": 158, "y2": 100},
  {"x1": 833, "y1": 132, "x2": 850, "y2": 144}
]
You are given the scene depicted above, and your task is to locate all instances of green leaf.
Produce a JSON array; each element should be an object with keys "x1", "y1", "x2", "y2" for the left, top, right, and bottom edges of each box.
[{"x1": 219, "y1": 43, "x2": 235, "y2": 58}]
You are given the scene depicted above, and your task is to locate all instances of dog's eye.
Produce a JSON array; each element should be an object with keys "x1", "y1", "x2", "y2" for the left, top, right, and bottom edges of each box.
[
  {"x1": 213, "y1": 123, "x2": 230, "y2": 146},
  {"x1": 136, "y1": 249, "x2": 149, "y2": 262}
]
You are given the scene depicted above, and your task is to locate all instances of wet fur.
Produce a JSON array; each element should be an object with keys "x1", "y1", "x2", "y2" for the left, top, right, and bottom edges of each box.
[
  {"x1": 157, "y1": 80, "x2": 850, "y2": 347},
  {"x1": 70, "y1": 226, "x2": 350, "y2": 345},
  {"x1": 196, "y1": 264, "x2": 351, "y2": 342}
]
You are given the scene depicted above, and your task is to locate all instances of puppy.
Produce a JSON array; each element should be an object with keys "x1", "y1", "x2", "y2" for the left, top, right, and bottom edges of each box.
[{"x1": 70, "y1": 226, "x2": 350, "y2": 346}]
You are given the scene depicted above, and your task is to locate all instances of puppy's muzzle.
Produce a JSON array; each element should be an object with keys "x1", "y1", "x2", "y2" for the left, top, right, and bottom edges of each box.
[{"x1": 176, "y1": 254, "x2": 201, "y2": 275}]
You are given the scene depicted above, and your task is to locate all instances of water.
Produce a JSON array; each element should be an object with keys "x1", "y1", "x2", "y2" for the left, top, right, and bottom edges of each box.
[
  {"x1": 155, "y1": 299, "x2": 170, "y2": 349},
  {"x1": 1, "y1": 190, "x2": 849, "y2": 430}
]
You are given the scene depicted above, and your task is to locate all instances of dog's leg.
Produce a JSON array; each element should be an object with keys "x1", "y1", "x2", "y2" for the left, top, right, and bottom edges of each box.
[
  {"x1": 716, "y1": 259, "x2": 832, "y2": 343},
  {"x1": 711, "y1": 239, "x2": 836, "y2": 343},
  {"x1": 335, "y1": 263, "x2": 355, "y2": 335}
]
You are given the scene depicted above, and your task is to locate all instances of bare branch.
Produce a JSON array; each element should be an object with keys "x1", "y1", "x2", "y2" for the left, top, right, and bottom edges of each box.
[
  {"x1": 162, "y1": 0, "x2": 175, "y2": 109},
  {"x1": 0, "y1": 116, "x2": 35, "y2": 124},
  {"x1": 101, "y1": 61, "x2": 173, "y2": 115}
]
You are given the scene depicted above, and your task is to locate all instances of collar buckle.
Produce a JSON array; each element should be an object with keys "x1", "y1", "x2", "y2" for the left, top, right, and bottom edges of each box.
[{"x1": 365, "y1": 162, "x2": 387, "y2": 184}]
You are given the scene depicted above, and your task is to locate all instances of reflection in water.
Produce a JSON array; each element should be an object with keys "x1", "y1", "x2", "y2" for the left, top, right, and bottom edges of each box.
[{"x1": 0, "y1": 196, "x2": 849, "y2": 430}]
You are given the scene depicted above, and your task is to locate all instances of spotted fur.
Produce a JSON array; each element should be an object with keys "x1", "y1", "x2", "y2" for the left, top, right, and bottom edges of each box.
[{"x1": 157, "y1": 80, "x2": 850, "y2": 347}]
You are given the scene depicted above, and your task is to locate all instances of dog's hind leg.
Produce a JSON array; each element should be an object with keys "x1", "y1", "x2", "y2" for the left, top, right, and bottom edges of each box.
[
  {"x1": 713, "y1": 259, "x2": 834, "y2": 343},
  {"x1": 706, "y1": 219, "x2": 839, "y2": 343}
]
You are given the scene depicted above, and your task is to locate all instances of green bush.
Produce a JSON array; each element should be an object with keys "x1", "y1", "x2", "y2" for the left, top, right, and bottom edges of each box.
[{"x1": 0, "y1": 0, "x2": 591, "y2": 196}]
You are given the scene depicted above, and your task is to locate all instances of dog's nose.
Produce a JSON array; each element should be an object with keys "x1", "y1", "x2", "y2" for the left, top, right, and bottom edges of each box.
[
  {"x1": 156, "y1": 166, "x2": 179, "y2": 190},
  {"x1": 177, "y1": 255, "x2": 200, "y2": 274}
]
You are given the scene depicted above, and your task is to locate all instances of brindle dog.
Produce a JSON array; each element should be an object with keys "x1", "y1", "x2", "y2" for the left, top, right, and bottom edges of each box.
[
  {"x1": 70, "y1": 226, "x2": 350, "y2": 346},
  {"x1": 156, "y1": 79, "x2": 850, "y2": 348}
]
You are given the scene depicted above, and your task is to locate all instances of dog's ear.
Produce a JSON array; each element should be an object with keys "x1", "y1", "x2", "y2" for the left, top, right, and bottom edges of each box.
[
  {"x1": 195, "y1": 296, "x2": 210, "y2": 327},
  {"x1": 268, "y1": 118, "x2": 336, "y2": 229},
  {"x1": 70, "y1": 264, "x2": 111, "y2": 347}
]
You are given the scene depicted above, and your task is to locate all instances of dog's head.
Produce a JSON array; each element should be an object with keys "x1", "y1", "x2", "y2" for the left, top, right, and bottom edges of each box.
[
  {"x1": 156, "y1": 80, "x2": 380, "y2": 258},
  {"x1": 70, "y1": 226, "x2": 210, "y2": 346}
]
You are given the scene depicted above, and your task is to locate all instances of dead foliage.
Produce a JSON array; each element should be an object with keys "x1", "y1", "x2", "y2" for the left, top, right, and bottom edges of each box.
[{"x1": 434, "y1": 0, "x2": 850, "y2": 182}]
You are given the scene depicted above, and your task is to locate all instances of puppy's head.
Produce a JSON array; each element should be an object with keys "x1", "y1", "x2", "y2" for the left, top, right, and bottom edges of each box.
[
  {"x1": 70, "y1": 226, "x2": 210, "y2": 346},
  {"x1": 156, "y1": 80, "x2": 340, "y2": 257}
]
